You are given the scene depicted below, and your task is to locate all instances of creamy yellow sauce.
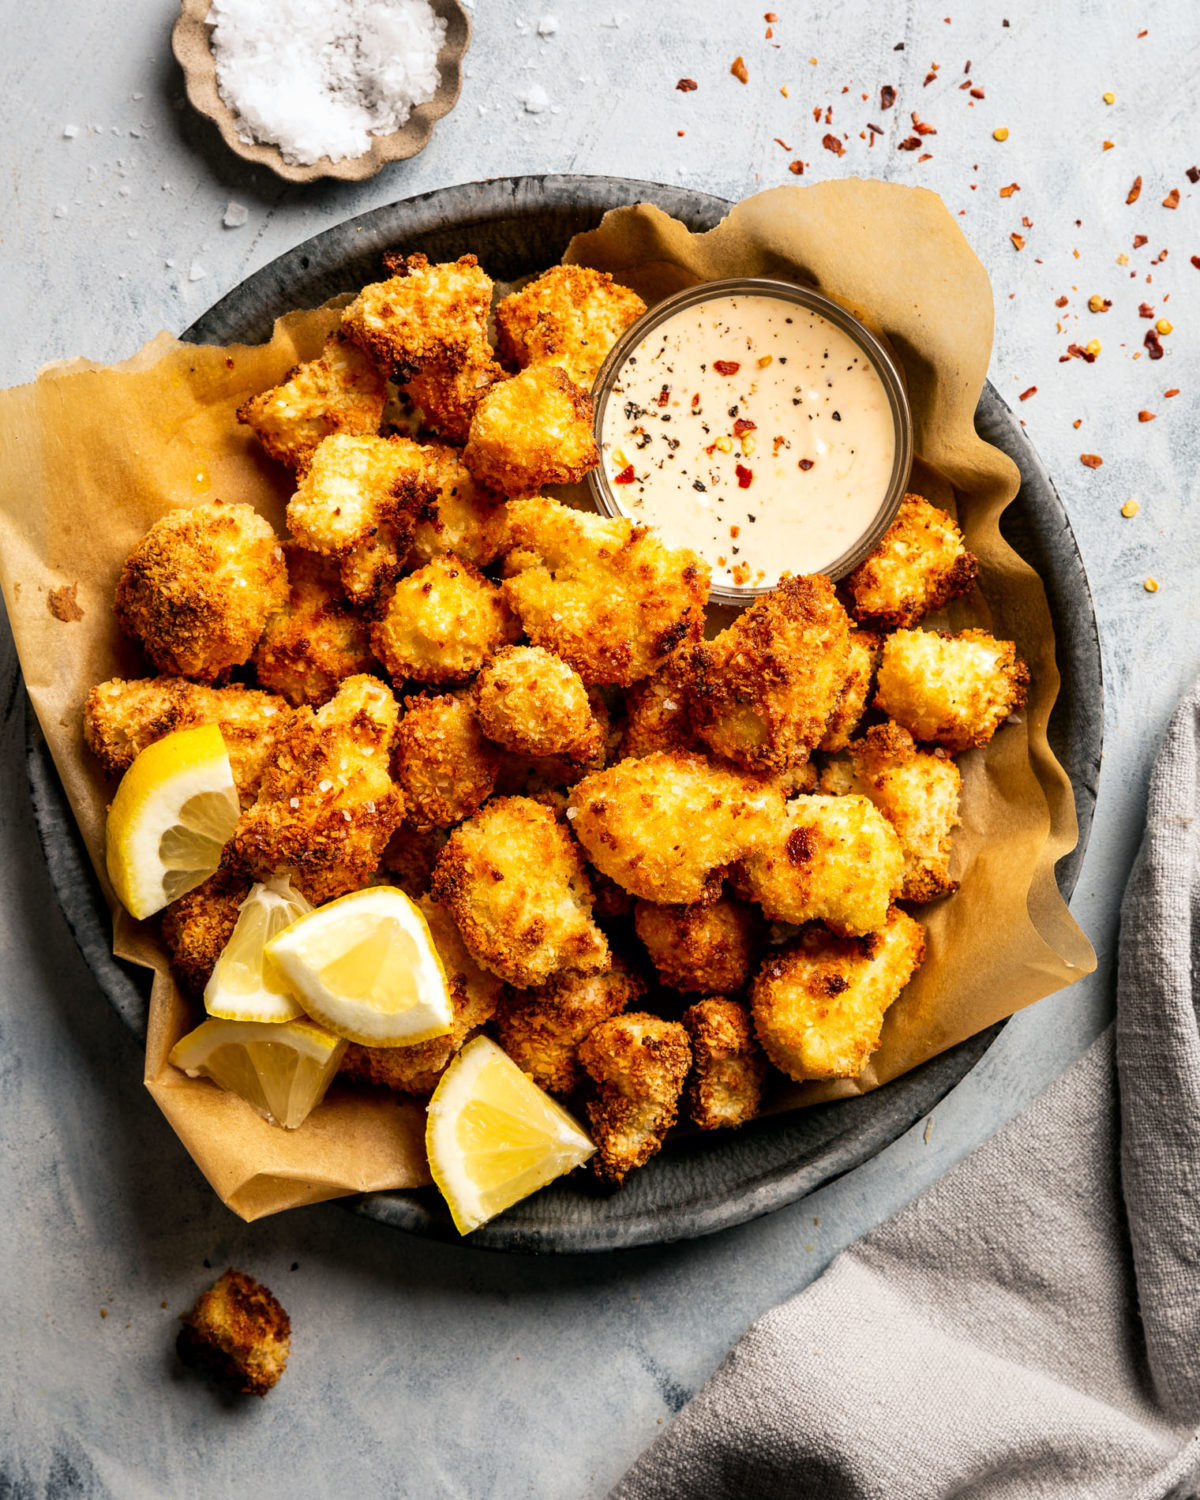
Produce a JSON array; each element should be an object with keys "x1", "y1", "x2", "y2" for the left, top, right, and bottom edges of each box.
[{"x1": 598, "y1": 293, "x2": 897, "y2": 591}]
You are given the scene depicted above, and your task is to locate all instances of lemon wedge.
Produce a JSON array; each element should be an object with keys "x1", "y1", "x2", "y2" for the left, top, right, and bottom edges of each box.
[
  {"x1": 426, "y1": 1036, "x2": 596, "y2": 1234},
  {"x1": 204, "y1": 878, "x2": 313, "y2": 1024},
  {"x1": 263, "y1": 885, "x2": 453, "y2": 1046},
  {"x1": 105, "y1": 724, "x2": 240, "y2": 920},
  {"x1": 168, "y1": 1016, "x2": 347, "y2": 1130}
]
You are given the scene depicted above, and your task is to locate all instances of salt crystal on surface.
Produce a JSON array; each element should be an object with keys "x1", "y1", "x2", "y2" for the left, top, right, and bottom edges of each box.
[
  {"x1": 537, "y1": 15, "x2": 558, "y2": 35},
  {"x1": 189, "y1": 262, "x2": 208, "y2": 281},
  {"x1": 523, "y1": 85, "x2": 549, "y2": 113},
  {"x1": 223, "y1": 201, "x2": 249, "y2": 227},
  {"x1": 62, "y1": 124, "x2": 79, "y2": 138},
  {"x1": 54, "y1": 205, "x2": 68, "y2": 219},
  {"x1": 208, "y1": 0, "x2": 448, "y2": 166}
]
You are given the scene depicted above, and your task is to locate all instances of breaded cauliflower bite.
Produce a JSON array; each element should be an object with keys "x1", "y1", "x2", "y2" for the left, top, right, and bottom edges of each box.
[
  {"x1": 568, "y1": 750, "x2": 782, "y2": 905},
  {"x1": 160, "y1": 868, "x2": 251, "y2": 994},
  {"x1": 237, "y1": 332, "x2": 387, "y2": 472},
  {"x1": 371, "y1": 555, "x2": 519, "y2": 686},
  {"x1": 393, "y1": 692, "x2": 500, "y2": 830},
  {"x1": 432, "y1": 796, "x2": 609, "y2": 987},
  {"x1": 634, "y1": 897, "x2": 763, "y2": 995},
  {"x1": 684, "y1": 574, "x2": 852, "y2": 772},
  {"x1": 408, "y1": 445, "x2": 511, "y2": 569},
  {"x1": 233, "y1": 675, "x2": 404, "y2": 904},
  {"x1": 578, "y1": 1013, "x2": 692, "y2": 1184},
  {"x1": 494, "y1": 264, "x2": 647, "y2": 390},
  {"x1": 464, "y1": 366, "x2": 600, "y2": 494},
  {"x1": 341, "y1": 893, "x2": 501, "y2": 1095},
  {"x1": 618, "y1": 667, "x2": 698, "y2": 760},
  {"x1": 341, "y1": 252, "x2": 493, "y2": 375},
  {"x1": 380, "y1": 822, "x2": 448, "y2": 899},
  {"x1": 875, "y1": 627, "x2": 1029, "y2": 753},
  {"x1": 738, "y1": 793, "x2": 904, "y2": 936},
  {"x1": 819, "y1": 627, "x2": 882, "y2": 753},
  {"x1": 681, "y1": 999, "x2": 767, "y2": 1130},
  {"x1": 114, "y1": 501, "x2": 288, "y2": 680},
  {"x1": 251, "y1": 545, "x2": 375, "y2": 707},
  {"x1": 752, "y1": 907, "x2": 926, "y2": 1081},
  {"x1": 473, "y1": 645, "x2": 604, "y2": 763},
  {"x1": 286, "y1": 434, "x2": 439, "y2": 606},
  {"x1": 845, "y1": 493, "x2": 980, "y2": 629},
  {"x1": 401, "y1": 338, "x2": 504, "y2": 445},
  {"x1": 824, "y1": 722, "x2": 963, "y2": 903},
  {"x1": 84, "y1": 676, "x2": 293, "y2": 806},
  {"x1": 176, "y1": 1269, "x2": 290, "y2": 1397},
  {"x1": 502, "y1": 497, "x2": 710, "y2": 687},
  {"x1": 492, "y1": 960, "x2": 644, "y2": 1095}
]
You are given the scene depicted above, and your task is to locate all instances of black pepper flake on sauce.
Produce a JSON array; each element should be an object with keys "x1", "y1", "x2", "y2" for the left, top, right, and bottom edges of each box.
[
  {"x1": 693, "y1": 480, "x2": 707, "y2": 492},
  {"x1": 799, "y1": 459, "x2": 815, "y2": 470},
  {"x1": 832, "y1": 411, "x2": 842, "y2": 420}
]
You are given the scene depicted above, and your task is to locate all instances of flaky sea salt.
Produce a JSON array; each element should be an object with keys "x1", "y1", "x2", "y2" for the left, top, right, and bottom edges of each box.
[
  {"x1": 522, "y1": 85, "x2": 549, "y2": 113},
  {"x1": 537, "y1": 15, "x2": 558, "y2": 35},
  {"x1": 223, "y1": 200, "x2": 249, "y2": 227},
  {"x1": 207, "y1": 0, "x2": 447, "y2": 166}
]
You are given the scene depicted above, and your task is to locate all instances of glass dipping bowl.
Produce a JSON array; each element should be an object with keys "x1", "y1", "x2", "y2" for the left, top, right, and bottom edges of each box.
[{"x1": 587, "y1": 276, "x2": 915, "y2": 606}]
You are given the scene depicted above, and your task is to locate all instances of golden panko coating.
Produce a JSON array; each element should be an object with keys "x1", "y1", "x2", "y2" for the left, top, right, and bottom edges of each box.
[
  {"x1": 380, "y1": 823, "x2": 447, "y2": 899},
  {"x1": 251, "y1": 545, "x2": 375, "y2": 707},
  {"x1": 464, "y1": 365, "x2": 600, "y2": 495},
  {"x1": 822, "y1": 722, "x2": 963, "y2": 903},
  {"x1": 236, "y1": 332, "x2": 387, "y2": 472},
  {"x1": 845, "y1": 493, "x2": 980, "y2": 629},
  {"x1": 114, "y1": 501, "x2": 288, "y2": 681},
  {"x1": 233, "y1": 674, "x2": 404, "y2": 904},
  {"x1": 84, "y1": 676, "x2": 293, "y2": 807},
  {"x1": 683, "y1": 573, "x2": 852, "y2": 772},
  {"x1": 502, "y1": 497, "x2": 710, "y2": 687},
  {"x1": 160, "y1": 868, "x2": 251, "y2": 994},
  {"x1": 286, "y1": 434, "x2": 439, "y2": 606},
  {"x1": 473, "y1": 645, "x2": 604, "y2": 763},
  {"x1": 491, "y1": 960, "x2": 644, "y2": 1096},
  {"x1": 751, "y1": 907, "x2": 926, "y2": 1081},
  {"x1": 401, "y1": 337, "x2": 504, "y2": 445},
  {"x1": 341, "y1": 252, "x2": 493, "y2": 376},
  {"x1": 494, "y1": 264, "x2": 647, "y2": 390},
  {"x1": 408, "y1": 444, "x2": 511, "y2": 569},
  {"x1": 176, "y1": 1269, "x2": 290, "y2": 1397},
  {"x1": 371, "y1": 555, "x2": 519, "y2": 687},
  {"x1": 340, "y1": 894, "x2": 501, "y2": 1095},
  {"x1": 635, "y1": 896, "x2": 763, "y2": 995},
  {"x1": 875, "y1": 627, "x2": 1030, "y2": 753},
  {"x1": 394, "y1": 692, "x2": 501, "y2": 830},
  {"x1": 432, "y1": 796, "x2": 609, "y2": 987},
  {"x1": 681, "y1": 999, "x2": 767, "y2": 1131},
  {"x1": 578, "y1": 1013, "x2": 691, "y2": 1185},
  {"x1": 618, "y1": 668, "x2": 698, "y2": 760},
  {"x1": 568, "y1": 750, "x2": 782, "y2": 905},
  {"x1": 737, "y1": 793, "x2": 904, "y2": 937},
  {"x1": 818, "y1": 628, "x2": 882, "y2": 753}
]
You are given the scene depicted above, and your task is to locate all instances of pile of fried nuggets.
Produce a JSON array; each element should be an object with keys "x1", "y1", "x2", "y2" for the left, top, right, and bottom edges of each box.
[{"x1": 84, "y1": 251, "x2": 1029, "y2": 1193}]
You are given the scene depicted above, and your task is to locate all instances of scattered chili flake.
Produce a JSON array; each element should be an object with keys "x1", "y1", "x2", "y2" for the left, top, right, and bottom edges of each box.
[
  {"x1": 1156, "y1": 317, "x2": 1173, "y2": 334},
  {"x1": 1145, "y1": 578, "x2": 1159, "y2": 593},
  {"x1": 677, "y1": 130, "x2": 685, "y2": 137},
  {"x1": 820, "y1": 133, "x2": 844, "y2": 156},
  {"x1": 1145, "y1": 330, "x2": 1164, "y2": 358},
  {"x1": 735, "y1": 464, "x2": 753, "y2": 489},
  {"x1": 1103, "y1": 91, "x2": 1116, "y2": 104},
  {"x1": 1138, "y1": 410, "x2": 1156, "y2": 422},
  {"x1": 657, "y1": 386, "x2": 670, "y2": 407},
  {"x1": 918, "y1": 152, "x2": 933, "y2": 161},
  {"x1": 676, "y1": 78, "x2": 698, "y2": 92},
  {"x1": 798, "y1": 458, "x2": 815, "y2": 470},
  {"x1": 1165, "y1": 388, "x2": 1180, "y2": 397},
  {"x1": 774, "y1": 137, "x2": 792, "y2": 150},
  {"x1": 1080, "y1": 453, "x2": 1103, "y2": 468},
  {"x1": 880, "y1": 84, "x2": 897, "y2": 109},
  {"x1": 911, "y1": 111, "x2": 936, "y2": 134},
  {"x1": 959, "y1": 79, "x2": 971, "y2": 90},
  {"x1": 1121, "y1": 500, "x2": 1139, "y2": 517},
  {"x1": 788, "y1": 160, "x2": 804, "y2": 174},
  {"x1": 713, "y1": 360, "x2": 741, "y2": 376},
  {"x1": 1018, "y1": 386, "x2": 1037, "y2": 401},
  {"x1": 867, "y1": 122, "x2": 883, "y2": 135},
  {"x1": 1010, "y1": 232, "x2": 1025, "y2": 250},
  {"x1": 964, "y1": 59, "x2": 971, "y2": 72},
  {"x1": 1163, "y1": 188, "x2": 1180, "y2": 209},
  {"x1": 764, "y1": 10, "x2": 778, "y2": 19},
  {"x1": 732, "y1": 417, "x2": 757, "y2": 435},
  {"x1": 1087, "y1": 294, "x2": 1111, "y2": 312},
  {"x1": 1021, "y1": 215, "x2": 1033, "y2": 228},
  {"x1": 1126, "y1": 176, "x2": 1142, "y2": 204},
  {"x1": 1073, "y1": 419, "x2": 1082, "y2": 427},
  {"x1": 999, "y1": 182, "x2": 1019, "y2": 197},
  {"x1": 894, "y1": 41, "x2": 905, "y2": 49},
  {"x1": 993, "y1": 127, "x2": 1009, "y2": 141},
  {"x1": 824, "y1": 106, "x2": 833, "y2": 124},
  {"x1": 1137, "y1": 28, "x2": 1147, "y2": 36},
  {"x1": 1066, "y1": 343, "x2": 1096, "y2": 362},
  {"x1": 613, "y1": 464, "x2": 635, "y2": 485},
  {"x1": 1138, "y1": 302, "x2": 1155, "y2": 318},
  {"x1": 1134, "y1": 235, "x2": 1148, "y2": 248},
  {"x1": 970, "y1": 86, "x2": 985, "y2": 99},
  {"x1": 898, "y1": 136, "x2": 922, "y2": 150},
  {"x1": 1055, "y1": 295, "x2": 1069, "y2": 307},
  {"x1": 1188, "y1": 166, "x2": 1200, "y2": 184},
  {"x1": 691, "y1": 393, "x2": 700, "y2": 408},
  {"x1": 923, "y1": 71, "x2": 937, "y2": 85},
  {"x1": 1192, "y1": 256, "x2": 1200, "y2": 270},
  {"x1": 730, "y1": 56, "x2": 749, "y2": 83}
]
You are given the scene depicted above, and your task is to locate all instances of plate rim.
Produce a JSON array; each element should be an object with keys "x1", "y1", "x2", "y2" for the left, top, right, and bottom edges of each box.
[{"x1": 23, "y1": 174, "x2": 1103, "y2": 1254}]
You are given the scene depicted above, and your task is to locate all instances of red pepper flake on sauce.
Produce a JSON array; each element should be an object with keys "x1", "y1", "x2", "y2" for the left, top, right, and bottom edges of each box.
[
  {"x1": 1163, "y1": 187, "x2": 1180, "y2": 209},
  {"x1": 732, "y1": 418, "x2": 757, "y2": 435},
  {"x1": 613, "y1": 464, "x2": 636, "y2": 485},
  {"x1": 730, "y1": 56, "x2": 749, "y2": 84},
  {"x1": 1145, "y1": 329, "x2": 1165, "y2": 358},
  {"x1": 676, "y1": 78, "x2": 698, "y2": 92},
  {"x1": 1019, "y1": 386, "x2": 1037, "y2": 401},
  {"x1": 735, "y1": 464, "x2": 753, "y2": 489},
  {"x1": 691, "y1": 393, "x2": 701, "y2": 408},
  {"x1": 1080, "y1": 453, "x2": 1104, "y2": 468},
  {"x1": 713, "y1": 360, "x2": 741, "y2": 377},
  {"x1": 881, "y1": 84, "x2": 897, "y2": 109},
  {"x1": 1126, "y1": 176, "x2": 1142, "y2": 204},
  {"x1": 822, "y1": 134, "x2": 846, "y2": 156},
  {"x1": 657, "y1": 386, "x2": 671, "y2": 407}
]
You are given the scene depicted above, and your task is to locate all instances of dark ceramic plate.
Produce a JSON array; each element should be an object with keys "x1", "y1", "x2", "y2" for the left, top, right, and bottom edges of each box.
[{"x1": 26, "y1": 176, "x2": 1103, "y2": 1253}]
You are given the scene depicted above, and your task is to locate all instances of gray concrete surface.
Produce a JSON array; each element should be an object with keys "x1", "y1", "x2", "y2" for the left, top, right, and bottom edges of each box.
[{"x1": 2, "y1": 1, "x2": 1198, "y2": 1495}]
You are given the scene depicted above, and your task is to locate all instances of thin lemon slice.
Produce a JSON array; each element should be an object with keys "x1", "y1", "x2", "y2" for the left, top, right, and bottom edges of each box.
[
  {"x1": 204, "y1": 877, "x2": 313, "y2": 1023},
  {"x1": 105, "y1": 724, "x2": 240, "y2": 920},
  {"x1": 168, "y1": 1016, "x2": 347, "y2": 1130},
  {"x1": 426, "y1": 1036, "x2": 596, "y2": 1234},
  {"x1": 263, "y1": 885, "x2": 453, "y2": 1046}
]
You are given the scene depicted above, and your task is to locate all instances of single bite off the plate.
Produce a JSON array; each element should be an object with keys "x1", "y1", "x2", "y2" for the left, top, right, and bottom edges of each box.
[{"x1": 874, "y1": 627, "x2": 1029, "y2": 753}]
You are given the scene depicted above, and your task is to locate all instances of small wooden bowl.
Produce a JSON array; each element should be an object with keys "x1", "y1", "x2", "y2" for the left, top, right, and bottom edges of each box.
[{"x1": 172, "y1": 0, "x2": 471, "y2": 184}]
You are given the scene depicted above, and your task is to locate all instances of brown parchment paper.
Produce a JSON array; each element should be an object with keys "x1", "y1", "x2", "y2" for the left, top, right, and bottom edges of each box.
[{"x1": 0, "y1": 180, "x2": 1094, "y2": 1218}]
